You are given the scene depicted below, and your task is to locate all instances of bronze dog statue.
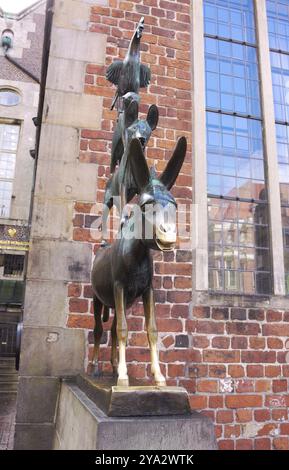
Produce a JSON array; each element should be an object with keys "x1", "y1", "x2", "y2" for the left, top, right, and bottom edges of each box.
[
  {"x1": 101, "y1": 99, "x2": 159, "y2": 238},
  {"x1": 110, "y1": 92, "x2": 140, "y2": 173}
]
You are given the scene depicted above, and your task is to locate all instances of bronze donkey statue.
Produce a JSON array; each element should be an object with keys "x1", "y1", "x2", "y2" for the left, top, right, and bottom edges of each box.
[{"x1": 91, "y1": 136, "x2": 187, "y2": 386}]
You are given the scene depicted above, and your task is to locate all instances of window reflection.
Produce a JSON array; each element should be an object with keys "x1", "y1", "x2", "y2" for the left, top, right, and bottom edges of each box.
[
  {"x1": 205, "y1": 0, "x2": 272, "y2": 294},
  {"x1": 271, "y1": 51, "x2": 289, "y2": 121},
  {"x1": 204, "y1": 0, "x2": 256, "y2": 43},
  {"x1": 267, "y1": 0, "x2": 289, "y2": 52},
  {"x1": 240, "y1": 271, "x2": 255, "y2": 294},
  {"x1": 208, "y1": 197, "x2": 271, "y2": 294},
  {"x1": 209, "y1": 269, "x2": 223, "y2": 291},
  {"x1": 224, "y1": 270, "x2": 239, "y2": 291},
  {"x1": 223, "y1": 222, "x2": 238, "y2": 244},
  {"x1": 205, "y1": 39, "x2": 261, "y2": 117}
]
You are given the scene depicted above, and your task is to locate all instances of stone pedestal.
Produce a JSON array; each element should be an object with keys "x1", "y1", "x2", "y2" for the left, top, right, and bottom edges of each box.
[
  {"x1": 53, "y1": 377, "x2": 217, "y2": 450},
  {"x1": 76, "y1": 374, "x2": 191, "y2": 417}
]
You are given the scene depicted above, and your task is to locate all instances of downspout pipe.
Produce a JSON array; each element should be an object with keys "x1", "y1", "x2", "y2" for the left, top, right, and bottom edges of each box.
[{"x1": 22, "y1": 0, "x2": 54, "y2": 308}]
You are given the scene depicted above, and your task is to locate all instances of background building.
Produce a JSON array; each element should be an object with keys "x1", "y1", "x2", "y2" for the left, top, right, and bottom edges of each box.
[
  {"x1": 0, "y1": 1, "x2": 45, "y2": 360},
  {"x1": 13, "y1": 0, "x2": 289, "y2": 450}
]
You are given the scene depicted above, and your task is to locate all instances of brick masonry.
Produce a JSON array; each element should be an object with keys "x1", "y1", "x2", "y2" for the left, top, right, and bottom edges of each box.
[{"x1": 66, "y1": 0, "x2": 289, "y2": 450}]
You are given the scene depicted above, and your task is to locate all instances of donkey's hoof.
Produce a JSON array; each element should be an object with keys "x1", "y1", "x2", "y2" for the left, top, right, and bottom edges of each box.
[
  {"x1": 117, "y1": 377, "x2": 129, "y2": 387},
  {"x1": 156, "y1": 380, "x2": 166, "y2": 387},
  {"x1": 154, "y1": 373, "x2": 166, "y2": 387}
]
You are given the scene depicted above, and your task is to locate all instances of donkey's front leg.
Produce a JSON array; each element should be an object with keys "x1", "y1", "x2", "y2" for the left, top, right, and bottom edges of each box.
[
  {"x1": 143, "y1": 287, "x2": 166, "y2": 387},
  {"x1": 114, "y1": 282, "x2": 129, "y2": 386}
]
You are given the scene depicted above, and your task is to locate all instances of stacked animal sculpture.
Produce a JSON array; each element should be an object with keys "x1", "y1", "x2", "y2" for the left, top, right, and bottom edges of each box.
[
  {"x1": 91, "y1": 18, "x2": 187, "y2": 387},
  {"x1": 102, "y1": 94, "x2": 159, "y2": 237}
]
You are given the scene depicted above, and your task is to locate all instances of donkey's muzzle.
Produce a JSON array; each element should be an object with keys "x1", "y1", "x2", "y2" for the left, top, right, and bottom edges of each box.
[{"x1": 155, "y1": 224, "x2": 176, "y2": 251}]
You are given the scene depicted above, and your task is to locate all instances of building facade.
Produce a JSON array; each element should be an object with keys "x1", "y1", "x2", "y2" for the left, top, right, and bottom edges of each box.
[
  {"x1": 14, "y1": 0, "x2": 289, "y2": 450},
  {"x1": 0, "y1": 1, "x2": 45, "y2": 356}
]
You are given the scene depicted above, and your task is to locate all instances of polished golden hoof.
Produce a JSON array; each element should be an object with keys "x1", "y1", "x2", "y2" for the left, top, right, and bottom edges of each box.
[
  {"x1": 117, "y1": 377, "x2": 129, "y2": 387},
  {"x1": 155, "y1": 379, "x2": 166, "y2": 387}
]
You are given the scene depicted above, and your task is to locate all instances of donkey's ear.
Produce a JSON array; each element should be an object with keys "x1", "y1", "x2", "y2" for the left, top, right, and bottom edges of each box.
[
  {"x1": 160, "y1": 136, "x2": 187, "y2": 190},
  {"x1": 128, "y1": 138, "x2": 150, "y2": 191},
  {"x1": 125, "y1": 100, "x2": 138, "y2": 128},
  {"x1": 147, "y1": 104, "x2": 159, "y2": 131}
]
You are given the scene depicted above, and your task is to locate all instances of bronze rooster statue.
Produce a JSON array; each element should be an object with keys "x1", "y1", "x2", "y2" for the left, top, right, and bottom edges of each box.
[{"x1": 106, "y1": 17, "x2": 151, "y2": 110}]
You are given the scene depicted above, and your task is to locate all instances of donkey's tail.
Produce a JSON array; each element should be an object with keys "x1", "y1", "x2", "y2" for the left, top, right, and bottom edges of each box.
[
  {"x1": 102, "y1": 306, "x2": 110, "y2": 322},
  {"x1": 93, "y1": 295, "x2": 109, "y2": 323}
]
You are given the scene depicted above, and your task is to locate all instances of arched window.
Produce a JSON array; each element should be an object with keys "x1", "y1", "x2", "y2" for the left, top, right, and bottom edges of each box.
[{"x1": 0, "y1": 89, "x2": 21, "y2": 106}]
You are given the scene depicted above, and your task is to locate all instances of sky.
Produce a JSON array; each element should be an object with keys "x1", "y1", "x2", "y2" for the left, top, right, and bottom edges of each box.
[{"x1": 0, "y1": 0, "x2": 37, "y2": 14}]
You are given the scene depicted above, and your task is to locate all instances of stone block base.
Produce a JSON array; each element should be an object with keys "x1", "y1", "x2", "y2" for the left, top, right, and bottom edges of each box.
[{"x1": 53, "y1": 381, "x2": 217, "y2": 450}]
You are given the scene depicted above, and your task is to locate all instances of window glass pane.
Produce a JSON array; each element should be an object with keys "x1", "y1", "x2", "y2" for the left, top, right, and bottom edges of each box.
[
  {"x1": 0, "y1": 123, "x2": 20, "y2": 218},
  {"x1": 205, "y1": 40, "x2": 261, "y2": 117},
  {"x1": 208, "y1": 198, "x2": 223, "y2": 221},
  {"x1": 223, "y1": 200, "x2": 238, "y2": 221},
  {"x1": 209, "y1": 244, "x2": 223, "y2": 268},
  {"x1": 239, "y1": 247, "x2": 256, "y2": 270},
  {"x1": 223, "y1": 246, "x2": 238, "y2": 269},
  {"x1": 208, "y1": 197, "x2": 271, "y2": 294},
  {"x1": 256, "y1": 249, "x2": 271, "y2": 271},
  {"x1": 206, "y1": 113, "x2": 265, "y2": 197},
  {"x1": 0, "y1": 124, "x2": 20, "y2": 151},
  {"x1": 0, "y1": 181, "x2": 13, "y2": 217},
  {"x1": 203, "y1": 0, "x2": 256, "y2": 43},
  {"x1": 209, "y1": 269, "x2": 223, "y2": 291},
  {"x1": 240, "y1": 271, "x2": 255, "y2": 294},
  {"x1": 270, "y1": 51, "x2": 289, "y2": 122},
  {"x1": 205, "y1": 1, "x2": 272, "y2": 295},
  {"x1": 267, "y1": 0, "x2": 289, "y2": 52},
  {"x1": 0, "y1": 153, "x2": 16, "y2": 179},
  {"x1": 208, "y1": 174, "x2": 222, "y2": 194},
  {"x1": 223, "y1": 222, "x2": 238, "y2": 244},
  {"x1": 224, "y1": 270, "x2": 239, "y2": 291},
  {"x1": 256, "y1": 272, "x2": 272, "y2": 295},
  {"x1": 208, "y1": 221, "x2": 222, "y2": 244},
  {"x1": 0, "y1": 89, "x2": 21, "y2": 106}
]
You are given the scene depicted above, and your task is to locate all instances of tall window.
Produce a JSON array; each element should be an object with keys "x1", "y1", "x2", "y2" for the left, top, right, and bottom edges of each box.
[
  {"x1": 267, "y1": 0, "x2": 289, "y2": 293},
  {"x1": 204, "y1": 0, "x2": 272, "y2": 294},
  {"x1": 0, "y1": 123, "x2": 20, "y2": 218}
]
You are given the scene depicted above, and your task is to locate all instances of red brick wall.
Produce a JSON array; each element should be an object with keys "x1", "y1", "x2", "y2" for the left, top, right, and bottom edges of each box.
[
  {"x1": 189, "y1": 306, "x2": 289, "y2": 450},
  {"x1": 66, "y1": 0, "x2": 289, "y2": 451}
]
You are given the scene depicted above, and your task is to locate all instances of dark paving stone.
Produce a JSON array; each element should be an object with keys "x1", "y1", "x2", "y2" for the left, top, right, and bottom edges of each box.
[{"x1": 0, "y1": 393, "x2": 17, "y2": 450}]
